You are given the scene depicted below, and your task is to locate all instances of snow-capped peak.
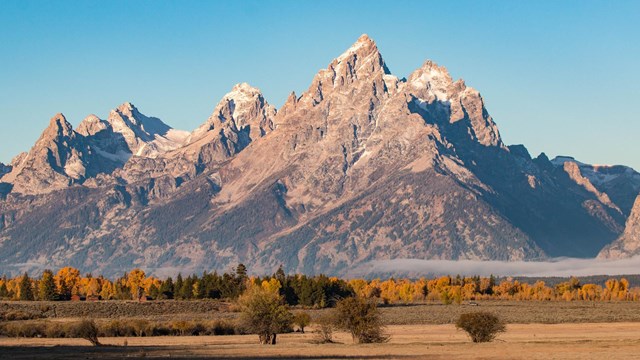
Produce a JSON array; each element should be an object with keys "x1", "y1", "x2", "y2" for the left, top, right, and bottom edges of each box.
[
  {"x1": 408, "y1": 60, "x2": 453, "y2": 101},
  {"x1": 185, "y1": 83, "x2": 275, "y2": 147}
]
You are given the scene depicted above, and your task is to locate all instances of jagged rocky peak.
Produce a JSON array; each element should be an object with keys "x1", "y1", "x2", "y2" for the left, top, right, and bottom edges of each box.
[
  {"x1": 43, "y1": 113, "x2": 75, "y2": 139},
  {"x1": 298, "y1": 34, "x2": 391, "y2": 108},
  {"x1": 2, "y1": 112, "x2": 90, "y2": 194},
  {"x1": 408, "y1": 60, "x2": 455, "y2": 102},
  {"x1": 77, "y1": 114, "x2": 107, "y2": 136},
  {"x1": 188, "y1": 82, "x2": 275, "y2": 144},
  {"x1": 599, "y1": 195, "x2": 640, "y2": 258},
  {"x1": 332, "y1": 34, "x2": 390, "y2": 76},
  {"x1": 104, "y1": 102, "x2": 188, "y2": 158},
  {"x1": 276, "y1": 91, "x2": 299, "y2": 120},
  {"x1": 107, "y1": 102, "x2": 153, "y2": 151}
]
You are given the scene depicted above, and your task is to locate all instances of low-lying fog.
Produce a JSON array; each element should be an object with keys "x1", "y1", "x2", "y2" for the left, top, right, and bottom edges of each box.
[{"x1": 350, "y1": 256, "x2": 640, "y2": 278}]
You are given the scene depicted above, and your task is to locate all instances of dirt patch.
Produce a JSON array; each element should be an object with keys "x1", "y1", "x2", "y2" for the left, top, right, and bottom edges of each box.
[{"x1": 1, "y1": 323, "x2": 639, "y2": 359}]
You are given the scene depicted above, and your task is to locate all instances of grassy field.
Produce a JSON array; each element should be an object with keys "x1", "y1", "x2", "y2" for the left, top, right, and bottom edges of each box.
[
  {"x1": 1, "y1": 323, "x2": 640, "y2": 359},
  {"x1": 3, "y1": 300, "x2": 640, "y2": 359}
]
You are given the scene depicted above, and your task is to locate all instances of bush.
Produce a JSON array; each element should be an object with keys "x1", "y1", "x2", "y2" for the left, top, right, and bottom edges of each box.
[
  {"x1": 456, "y1": 312, "x2": 506, "y2": 343},
  {"x1": 69, "y1": 319, "x2": 101, "y2": 346},
  {"x1": 131, "y1": 319, "x2": 151, "y2": 337},
  {"x1": 210, "y1": 320, "x2": 237, "y2": 335},
  {"x1": 44, "y1": 322, "x2": 67, "y2": 338},
  {"x1": 100, "y1": 319, "x2": 135, "y2": 337},
  {"x1": 314, "y1": 314, "x2": 336, "y2": 344},
  {"x1": 1, "y1": 321, "x2": 47, "y2": 337},
  {"x1": 333, "y1": 297, "x2": 388, "y2": 344}
]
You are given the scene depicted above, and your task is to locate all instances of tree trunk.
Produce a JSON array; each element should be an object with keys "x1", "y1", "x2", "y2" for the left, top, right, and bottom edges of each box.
[{"x1": 271, "y1": 333, "x2": 277, "y2": 345}]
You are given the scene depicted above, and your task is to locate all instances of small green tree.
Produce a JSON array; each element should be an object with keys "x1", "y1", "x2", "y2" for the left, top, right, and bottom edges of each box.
[
  {"x1": 456, "y1": 312, "x2": 506, "y2": 343},
  {"x1": 293, "y1": 312, "x2": 311, "y2": 333},
  {"x1": 239, "y1": 285, "x2": 293, "y2": 345},
  {"x1": 334, "y1": 296, "x2": 388, "y2": 344},
  {"x1": 19, "y1": 272, "x2": 34, "y2": 301},
  {"x1": 39, "y1": 269, "x2": 57, "y2": 301}
]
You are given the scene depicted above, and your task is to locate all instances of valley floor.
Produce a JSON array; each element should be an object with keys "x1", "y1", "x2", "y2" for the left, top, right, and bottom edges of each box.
[{"x1": 1, "y1": 323, "x2": 639, "y2": 359}]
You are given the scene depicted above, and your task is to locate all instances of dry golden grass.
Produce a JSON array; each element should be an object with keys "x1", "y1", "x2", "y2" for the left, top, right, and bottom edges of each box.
[
  {"x1": 3, "y1": 300, "x2": 640, "y2": 359},
  {"x1": 1, "y1": 323, "x2": 639, "y2": 359}
]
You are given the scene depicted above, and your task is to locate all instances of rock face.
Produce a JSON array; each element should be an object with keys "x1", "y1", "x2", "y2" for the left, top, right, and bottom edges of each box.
[
  {"x1": 598, "y1": 195, "x2": 640, "y2": 259},
  {"x1": 0, "y1": 34, "x2": 637, "y2": 276},
  {"x1": 0, "y1": 163, "x2": 10, "y2": 178}
]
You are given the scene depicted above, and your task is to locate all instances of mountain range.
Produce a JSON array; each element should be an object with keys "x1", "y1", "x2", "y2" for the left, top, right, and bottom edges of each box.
[{"x1": 1, "y1": 34, "x2": 639, "y2": 277}]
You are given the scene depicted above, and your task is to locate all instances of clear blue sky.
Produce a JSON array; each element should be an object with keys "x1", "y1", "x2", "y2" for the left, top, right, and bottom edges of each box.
[{"x1": 1, "y1": 1, "x2": 638, "y2": 169}]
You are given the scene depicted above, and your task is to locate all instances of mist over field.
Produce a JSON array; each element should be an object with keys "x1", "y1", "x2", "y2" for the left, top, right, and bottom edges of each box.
[{"x1": 351, "y1": 256, "x2": 640, "y2": 278}]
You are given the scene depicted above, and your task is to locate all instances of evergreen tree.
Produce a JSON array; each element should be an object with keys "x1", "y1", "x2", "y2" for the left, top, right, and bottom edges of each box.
[
  {"x1": 159, "y1": 277, "x2": 174, "y2": 299},
  {"x1": 175, "y1": 274, "x2": 184, "y2": 299},
  {"x1": 236, "y1": 264, "x2": 248, "y2": 280},
  {"x1": 19, "y1": 272, "x2": 34, "y2": 301},
  {"x1": 275, "y1": 266, "x2": 286, "y2": 285},
  {"x1": 148, "y1": 283, "x2": 160, "y2": 299},
  {"x1": 180, "y1": 275, "x2": 194, "y2": 299},
  {"x1": 38, "y1": 269, "x2": 57, "y2": 301}
]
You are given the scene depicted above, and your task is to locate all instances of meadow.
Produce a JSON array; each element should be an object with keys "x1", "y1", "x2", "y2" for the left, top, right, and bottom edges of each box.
[{"x1": 2, "y1": 300, "x2": 640, "y2": 359}]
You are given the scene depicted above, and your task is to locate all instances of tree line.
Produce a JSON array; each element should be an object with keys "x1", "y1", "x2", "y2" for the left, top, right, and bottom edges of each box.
[{"x1": 1, "y1": 265, "x2": 639, "y2": 304}]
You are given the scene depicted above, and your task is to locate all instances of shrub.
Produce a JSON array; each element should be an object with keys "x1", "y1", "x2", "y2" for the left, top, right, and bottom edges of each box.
[
  {"x1": 170, "y1": 320, "x2": 193, "y2": 336},
  {"x1": 1, "y1": 321, "x2": 46, "y2": 337},
  {"x1": 100, "y1": 319, "x2": 135, "y2": 337},
  {"x1": 456, "y1": 312, "x2": 506, "y2": 343},
  {"x1": 314, "y1": 314, "x2": 336, "y2": 344},
  {"x1": 131, "y1": 319, "x2": 151, "y2": 337},
  {"x1": 44, "y1": 322, "x2": 67, "y2": 338},
  {"x1": 210, "y1": 320, "x2": 237, "y2": 335},
  {"x1": 293, "y1": 312, "x2": 311, "y2": 333},
  {"x1": 70, "y1": 319, "x2": 101, "y2": 346},
  {"x1": 333, "y1": 297, "x2": 388, "y2": 344}
]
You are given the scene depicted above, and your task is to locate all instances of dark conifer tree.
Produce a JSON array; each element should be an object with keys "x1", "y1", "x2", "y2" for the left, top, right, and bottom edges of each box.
[{"x1": 19, "y1": 272, "x2": 34, "y2": 301}]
